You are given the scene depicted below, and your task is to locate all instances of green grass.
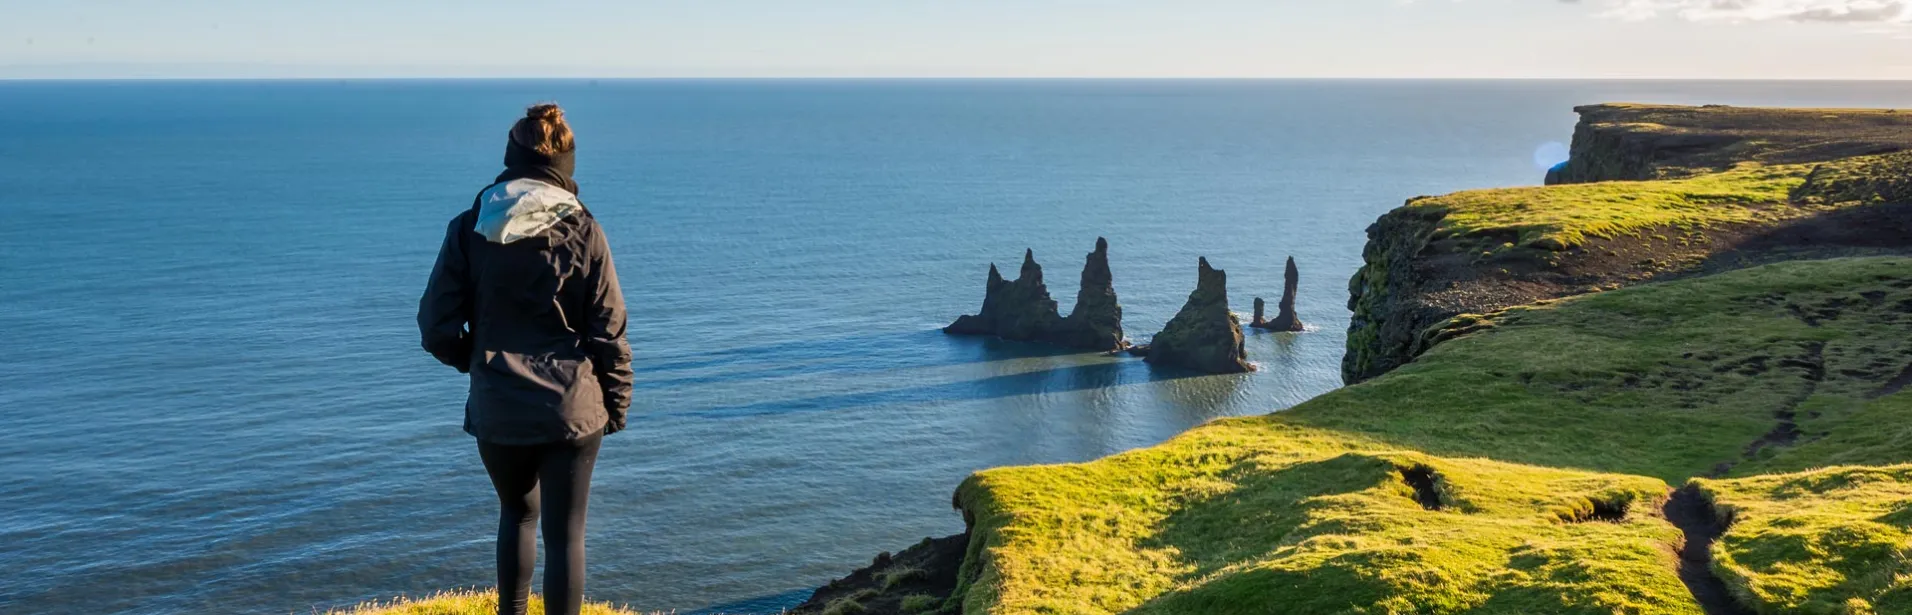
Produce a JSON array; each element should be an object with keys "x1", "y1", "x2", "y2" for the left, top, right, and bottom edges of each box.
[
  {"x1": 953, "y1": 257, "x2": 1912, "y2": 614},
  {"x1": 899, "y1": 594, "x2": 943, "y2": 614},
  {"x1": 1411, "y1": 152, "x2": 1909, "y2": 252},
  {"x1": 880, "y1": 566, "x2": 930, "y2": 590},
  {"x1": 1419, "y1": 163, "x2": 1802, "y2": 251},
  {"x1": 322, "y1": 590, "x2": 644, "y2": 615},
  {"x1": 1700, "y1": 466, "x2": 1912, "y2": 614}
]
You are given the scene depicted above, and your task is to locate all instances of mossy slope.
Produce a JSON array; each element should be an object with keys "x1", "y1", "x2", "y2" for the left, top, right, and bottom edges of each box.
[
  {"x1": 955, "y1": 258, "x2": 1912, "y2": 614},
  {"x1": 1343, "y1": 151, "x2": 1912, "y2": 384}
]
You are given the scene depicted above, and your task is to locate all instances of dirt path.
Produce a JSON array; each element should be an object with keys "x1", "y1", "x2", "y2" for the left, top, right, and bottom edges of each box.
[
  {"x1": 1662, "y1": 486, "x2": 1756, "y2": 615},
  {"x1": 1873, "y1": 361, "x2": 1912, "y2": 399}
]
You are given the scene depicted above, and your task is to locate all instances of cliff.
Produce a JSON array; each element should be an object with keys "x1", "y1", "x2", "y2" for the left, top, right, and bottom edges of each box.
[
  {"x1": 1546, "y1": 103, "x2": 1912, "y2": 184},
  {"x1": 1142, "y1": 257, "x2": 1252, "y2": 374},
  {"x1": 944, "y1": 239, "x2": 1128, "y2": 352},
  {"x1": 1344, "y1": 135, "x2": 1912, "y2": 384},
  {"x1": 800, "y1": 105, "x2": 1912, "y2": 615},
  {"x1": 822, "y1": 257, "x2": 1912, "y2": 615}
]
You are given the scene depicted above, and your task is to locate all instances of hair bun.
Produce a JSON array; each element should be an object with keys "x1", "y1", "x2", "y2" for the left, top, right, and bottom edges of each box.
[{"x1": 526, "y1": 103, "x2": 564, "y2": 121}]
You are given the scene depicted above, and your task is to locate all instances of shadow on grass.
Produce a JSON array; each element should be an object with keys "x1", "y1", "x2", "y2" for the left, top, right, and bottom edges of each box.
[
  {"x1": 1121, "y1": 454, "x2": 1403, "y2": 614},
  {"x1": 1699, "y1": 201, "x2": 1912, "y2": 274}
]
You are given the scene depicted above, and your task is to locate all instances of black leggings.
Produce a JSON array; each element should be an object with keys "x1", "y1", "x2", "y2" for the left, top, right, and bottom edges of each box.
[{"x1": 476, "y1": 431, "x2": 602, "y2": 615}]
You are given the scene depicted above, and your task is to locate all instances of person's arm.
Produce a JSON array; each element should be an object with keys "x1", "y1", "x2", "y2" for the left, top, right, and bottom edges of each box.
[
  {"x1": 418, "y1": 214, "x2": 475, "y2": 372},
  {"x1": 579, "y1": 221, "x2": 635, "y2": 434}
]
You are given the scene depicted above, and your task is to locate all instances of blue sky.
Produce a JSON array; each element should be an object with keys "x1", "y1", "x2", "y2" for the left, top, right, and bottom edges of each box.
[{"x1": 3, "y1": 0, "x2": 1909, "y2": 79}]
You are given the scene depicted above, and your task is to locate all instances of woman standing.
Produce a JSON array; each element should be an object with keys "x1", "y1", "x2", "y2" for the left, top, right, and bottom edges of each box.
[{"x1": 418, "y1": 103, "x2": 633, "y2": 615}]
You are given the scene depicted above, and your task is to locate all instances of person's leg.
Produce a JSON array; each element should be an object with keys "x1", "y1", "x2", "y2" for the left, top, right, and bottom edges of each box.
[
  {"x1": 535, "y1": 430, "x2": 602, "y2": 615},
  {"x1": 477, "y1": 440, "x2": 542, "y2": 615}
]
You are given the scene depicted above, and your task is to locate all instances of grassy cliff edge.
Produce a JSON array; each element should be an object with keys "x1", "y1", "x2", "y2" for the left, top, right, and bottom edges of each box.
[{"x1": 947, "y1": 258, "x2": 1912, "y2": 614}]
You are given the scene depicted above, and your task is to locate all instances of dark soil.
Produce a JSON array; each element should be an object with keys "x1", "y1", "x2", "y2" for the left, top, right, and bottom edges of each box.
[
  {"x1": 1399, "y1": 465, "x2": 1444, "y2": 511},
  {"x1": 792, "y1": 533, "x2": 968, "y2": 615},
  {"x1": 1561, "y1": 497, "x2": 1631, "y2": 523},
  {"x1": 1873, "y1": 362, "x2": 1912, "y2": 399},
  {"x1": 1661, "y1": 486, "x2": 1757, "y2": 615}
]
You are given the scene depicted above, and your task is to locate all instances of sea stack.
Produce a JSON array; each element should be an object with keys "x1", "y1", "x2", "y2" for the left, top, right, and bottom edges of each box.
[
  {"x1": 1251, "y1": 297, "x2": 1269, "y2": 328},
  {"x1": 1144, "y1": 257, "x2": 1252, "y2": 374},
  {"x1": 945, "y1": 240, "x2": 1127, "y2": 351},
  {"x1": 1254, "y1": 256, "x2": 1306, "y2": 332},
  {"x1": 1049, "y1": 237, "x2": 1127, "y2": 351},
  {"x1": 944, "y1": 249, "x2": 1063, "y2": 341}
]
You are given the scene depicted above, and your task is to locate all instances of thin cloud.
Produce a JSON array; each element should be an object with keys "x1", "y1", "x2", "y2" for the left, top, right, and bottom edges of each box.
[{"x1": 1564, "y1": 0, "x2": 1912, "y2": 23}]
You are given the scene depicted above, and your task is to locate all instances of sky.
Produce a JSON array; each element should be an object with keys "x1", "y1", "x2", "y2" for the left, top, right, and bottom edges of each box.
[{"x1": 2, "y1": 0, "x2": 1909, "y2": 79}]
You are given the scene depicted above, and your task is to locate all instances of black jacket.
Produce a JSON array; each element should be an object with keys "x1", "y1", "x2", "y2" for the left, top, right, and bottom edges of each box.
[{"x1": 418, "y1": 166, "x2": 633, "y2": 444}]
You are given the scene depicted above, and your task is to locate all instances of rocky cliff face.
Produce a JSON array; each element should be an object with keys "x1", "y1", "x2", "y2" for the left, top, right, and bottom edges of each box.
[
  {"x1": 1145, "y1": 257, "x2": 1252, "y2": 374},
  {"x1": 1343, "y1": 205, "x2": 1449, "y2": 383},
  {"x1": 945, "y1": 239, "x2": 1127, "y2": 352},
  {"x1": 1546, "y1": 103, "x2": 1912, "y2": 185},
  {"x1": 1252, "y1": 256, "x2": 1305, "y2": 332}
]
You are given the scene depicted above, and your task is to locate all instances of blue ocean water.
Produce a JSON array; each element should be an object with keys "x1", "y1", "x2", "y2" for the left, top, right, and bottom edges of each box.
[{"x1": 1, "y1": 79, "x2": 1908, "y2": 614}]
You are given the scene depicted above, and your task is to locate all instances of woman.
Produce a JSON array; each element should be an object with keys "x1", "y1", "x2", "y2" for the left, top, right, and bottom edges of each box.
[{"x1": 418, "y1": 103, "x2": 633, "y2": 615}]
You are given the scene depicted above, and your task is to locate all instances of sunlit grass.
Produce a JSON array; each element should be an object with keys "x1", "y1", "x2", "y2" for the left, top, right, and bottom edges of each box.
[
  {"x1": 952, "y1": 258, "x2": 1912, "y2": 614},
  {"x1": 322, "y1": 590, "x2": 648, "y2": 615},
  {"x1": 1412, "y1": 152, "x2": 1909, "y2": 251}
]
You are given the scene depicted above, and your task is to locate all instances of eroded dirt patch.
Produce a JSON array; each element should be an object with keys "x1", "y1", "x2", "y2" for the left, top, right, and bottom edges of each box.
[
  {"x1": 1399, "y1": 465, "x2": 1445, "y2": 511},
  {"x1": 1559, "y1": 496, "x2": 1631, "y2": 523},
  {"x1": 1873, "y1": 362, "x2": 1912, "y2": 399},
  {"x1": 1662, "y1": 486, "x2": 1757, "y2": 615}
]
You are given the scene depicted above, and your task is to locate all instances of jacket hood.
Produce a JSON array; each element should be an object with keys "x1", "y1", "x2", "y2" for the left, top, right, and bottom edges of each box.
[{"x1": 474, "y1": 179, "x2": 582, "y2": 244}]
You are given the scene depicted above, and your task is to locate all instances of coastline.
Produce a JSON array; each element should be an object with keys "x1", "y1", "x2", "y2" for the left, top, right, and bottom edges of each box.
[{"x1": 789, "y1": 102, "x2": 1912, "y2": 615}]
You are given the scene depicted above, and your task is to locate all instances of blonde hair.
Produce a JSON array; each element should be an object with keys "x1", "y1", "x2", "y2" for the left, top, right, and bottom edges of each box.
[{"x1": 509, "y1": 103, "x2": 575, "y2": 156}]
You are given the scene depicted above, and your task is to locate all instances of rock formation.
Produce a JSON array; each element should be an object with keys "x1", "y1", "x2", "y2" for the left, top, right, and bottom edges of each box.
[
  {"x1": 1251, "y1": 297, "x2": 1268, "y2": 328},
  {"x1": 1144, "y1": 257, "x2": 1252, "y2": 374},
  {"x1": 1252, "y1": 256, "x2": 1305, "y2": 332},
  {"x1": 945, "y1": 239, "x2": 1127, "y2": 352},
  {"x1": 1049, "y1": 238, "x2": 1127, "y2": 351},
  {"x1": 944, "y1": 249, "x2": 1062, "y2": 341}
]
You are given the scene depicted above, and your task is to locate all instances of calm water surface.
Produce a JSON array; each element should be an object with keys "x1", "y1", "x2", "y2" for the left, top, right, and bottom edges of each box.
[{"x1": 2, "y1": 80, "x2": 1909, "y2": 614}]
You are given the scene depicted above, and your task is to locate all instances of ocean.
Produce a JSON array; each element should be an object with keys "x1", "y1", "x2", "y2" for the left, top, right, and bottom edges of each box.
[{"x1": 2, "y1": 79, "x2": 1908, "y2": 614}]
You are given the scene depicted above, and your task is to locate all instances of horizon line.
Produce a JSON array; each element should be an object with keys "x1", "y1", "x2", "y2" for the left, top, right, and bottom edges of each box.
[{"x1": 7, "y1": 75, "x2": 1912, "y2": 83}]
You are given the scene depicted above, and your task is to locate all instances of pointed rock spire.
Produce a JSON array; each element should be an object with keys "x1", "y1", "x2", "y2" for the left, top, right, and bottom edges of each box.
[
  {"x1": 945, "y1": 248, "x2": 1061, "y2": 341},
  {"x1": 1052, "y1": 237, "x2": 1126, "y2": 351},
  {"x1": 946, "y1": 239, "x2": 1126, "y2": 352},
  {"x1": 1143, "y1": 257, "x2": 1252, "y2": 374},
  {"x1": 1020, "y1": 248, "x2": 1042, "y2": 284},
  {"x1": 1265, "y1": 256, "x2": 1305, "y2": 332}
]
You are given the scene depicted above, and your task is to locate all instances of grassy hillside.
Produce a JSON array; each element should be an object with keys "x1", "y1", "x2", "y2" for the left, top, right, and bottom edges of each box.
[
  {"x1": 1418, "y1": 151, "x2": 1909, "y2": 254},
  {"x1": 948, "y1": 258, "x2": 1912, "y2": 615},
  {"x1": 1548, "y1": 103, "x2": 1912, "y2": 184},
  {"x1": 1420, "y1": 161, "x2": 1804, "y2": 252},
  {"x1": 1343, "y1": 150, "x2": 1912, "y2": 384}
]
